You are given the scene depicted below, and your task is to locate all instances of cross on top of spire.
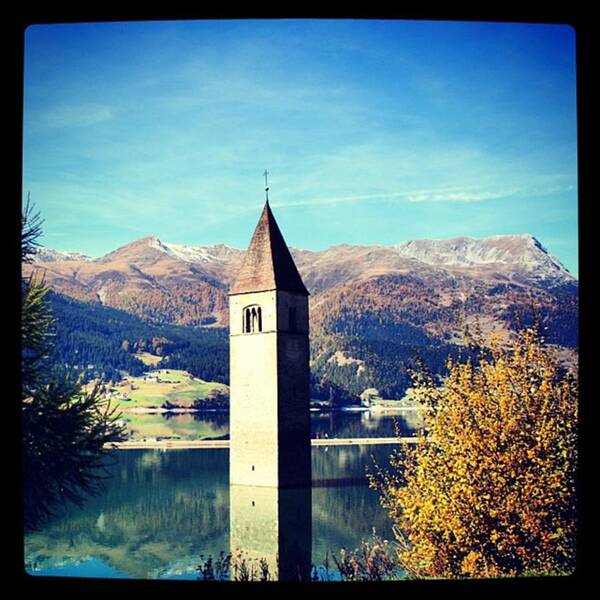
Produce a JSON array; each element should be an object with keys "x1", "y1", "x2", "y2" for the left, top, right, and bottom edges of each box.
[{"x1": 263, "y1": 169, "x2": 270, "y2": 202}]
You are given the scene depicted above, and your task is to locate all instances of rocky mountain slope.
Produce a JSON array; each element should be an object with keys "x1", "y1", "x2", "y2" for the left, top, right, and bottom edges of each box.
[
  {"x1": 25, "y1": 233, "x2": 576, "y2": 329},
  {"x1": 24, "y1": 233, "x2": 578, "y2": 399}
]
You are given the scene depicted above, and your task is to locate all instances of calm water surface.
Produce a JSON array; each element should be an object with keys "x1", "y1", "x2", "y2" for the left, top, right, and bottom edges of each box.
[
  {"x1": 122, "y1": 408, "x2": 424, "y2": 441},
  {"x1": 24, "y1": 412, "x2": 419, "y2": 580}
]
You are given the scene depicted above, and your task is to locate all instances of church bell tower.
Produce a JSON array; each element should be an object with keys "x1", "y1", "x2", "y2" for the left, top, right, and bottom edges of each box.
[{"x1": 228, "y1": 188, "x2": 311, "y2": 489}]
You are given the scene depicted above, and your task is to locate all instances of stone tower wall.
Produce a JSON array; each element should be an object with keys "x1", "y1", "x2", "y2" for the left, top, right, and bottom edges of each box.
[
  {"x1": 229, "y1": 289, "x2": 310, "y2": 488},
  {"x1": 230, "y1": 290, "x2": 279, "y2": 487},
  {"x1": 276, "y1": 291, "x2": 310, "y2": 488}
]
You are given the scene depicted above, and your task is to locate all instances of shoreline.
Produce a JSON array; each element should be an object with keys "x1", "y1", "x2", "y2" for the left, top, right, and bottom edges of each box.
[
  {"x1": 118, "y1": 405, "x2": 422, "y2": 415},
  {"x1": 107, "y1": 436, "x2": 419, "y2": 450},
  {"x1": 119, "y1": 407, "x2": 227, "y2": 414}
]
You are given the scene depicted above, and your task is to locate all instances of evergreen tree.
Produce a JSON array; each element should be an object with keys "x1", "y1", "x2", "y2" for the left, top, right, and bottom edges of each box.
[{"x1": 21, "y1": 198, "x2": 126, "y2": 530}]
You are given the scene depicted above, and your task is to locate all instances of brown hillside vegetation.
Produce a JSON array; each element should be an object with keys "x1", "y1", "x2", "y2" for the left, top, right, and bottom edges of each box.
[{"x1": 23, "y1": 235, "x2": 578, "y2": 354}]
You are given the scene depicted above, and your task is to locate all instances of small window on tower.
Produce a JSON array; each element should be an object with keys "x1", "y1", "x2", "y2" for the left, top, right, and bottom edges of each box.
[
  {"x1": 243, "y1": 305, "x2": 262, "y2": 333},
  {"x1": 289, "y1": 307, "x2": 297, "y2": 332}
]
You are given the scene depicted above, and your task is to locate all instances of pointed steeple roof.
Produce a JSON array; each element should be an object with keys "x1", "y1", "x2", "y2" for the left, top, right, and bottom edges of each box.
[{"x1": 230, "y1": 201, "x2": 309, "y2": 296}]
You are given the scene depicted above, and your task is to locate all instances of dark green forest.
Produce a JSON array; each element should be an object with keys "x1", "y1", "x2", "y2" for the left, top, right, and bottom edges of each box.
[
  {"x1": 309, "y1": 313, "x2": 477, "y2": 402},
  {"x1": 47, "y1": 291, "x2": 229, "y2": 384},
  {"x1": 46, "y1": 289, "x2": 575, "y2": 404},
  {"x1": 47, "y1": 291, "x2": 448, "y2": 402}
]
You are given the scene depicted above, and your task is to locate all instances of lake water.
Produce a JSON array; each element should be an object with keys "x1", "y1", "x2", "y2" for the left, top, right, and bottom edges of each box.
[
  {"x1": 120, "y1": 407, "x2": 424, "y2": 441},
  {"x1": 24, "y1": 411, "x2": 421, "y2": 581}
]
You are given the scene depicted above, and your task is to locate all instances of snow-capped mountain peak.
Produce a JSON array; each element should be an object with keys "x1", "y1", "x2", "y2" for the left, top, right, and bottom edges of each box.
[
  {"x1": 393, "y1": 234, "x2": 573, "y2": 280},
  {"x1": 150, "y1": 238, "x2": 240, "y2": 264},
  {"x1": 31, "y1": 233, "x2": 574, "y2": 286},
  {"x1": 31, "y1": 247, "x2": 94, "y2": 263}
]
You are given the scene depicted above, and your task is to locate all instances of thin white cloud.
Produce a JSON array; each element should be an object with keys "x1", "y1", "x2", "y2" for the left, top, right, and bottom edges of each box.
[
  {"x1": 270, "y1": 178, "x2": 575, "y2": 210},
  {"x1": 406, "y1": 189, "x2": 515, "y2": 203},
  {"x1": 271, "y1": 191, "x2": 405, "y2": 208},
  {"x1": 271, "y1": 187, "x2": 516, "y2": 209}
]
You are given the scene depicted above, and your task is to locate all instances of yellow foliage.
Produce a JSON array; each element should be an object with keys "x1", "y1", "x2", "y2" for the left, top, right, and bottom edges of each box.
[{"x1": 370, "y1": 328, "x2": 577, "y2": 579}]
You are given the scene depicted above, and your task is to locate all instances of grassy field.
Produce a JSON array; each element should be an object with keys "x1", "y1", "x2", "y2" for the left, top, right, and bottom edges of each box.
[
  {"x1": 134, "y1": 352, "x2": 163, "y2": 366},
  {"x1": 111, "y1": 369, "x2": 229, "y2": 410}
]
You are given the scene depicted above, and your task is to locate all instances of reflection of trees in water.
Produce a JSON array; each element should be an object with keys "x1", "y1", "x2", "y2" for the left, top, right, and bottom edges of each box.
[
  {"x1": 127, "y1": 413, "x2": 230, "y2": 441},
  {"x1": 160, "y1": 412, "x2": 229, "y2": 430},
  {"x1": 25, "y1": 446, "x2": 398, "y2": 580},
  {"x1": 310, "y1": 411, "x2": 421, "y2": 439},
  {"x1": 164, "y1": 412, "x2": 229, "y2": 438},
  {"x1": 312, "y1": 483, "x2": 393, "y2": 562},
  {"x1": 24, "y1": 450, "x2": 230, "y2": 579},
  {"x1": 156, "y1": 411, "x2": 414, "y2": 440},
  {"x1": 397, "y1": 410, "x2": 425, "y2": 432},
  {"x1": 312, "y1": 445, "x2": 393, "y2": 482},
  {"x1": 311, "y1": 446, "x2": 396, "y2": 565},
  {"x1": 192, "y1": 412, "x2": 229, "y2": 429}
]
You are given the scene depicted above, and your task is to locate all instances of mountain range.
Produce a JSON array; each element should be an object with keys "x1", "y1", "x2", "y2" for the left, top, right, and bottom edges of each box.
[{"x1": 24, "y1": 233, "x2": 578, "y2": 400}]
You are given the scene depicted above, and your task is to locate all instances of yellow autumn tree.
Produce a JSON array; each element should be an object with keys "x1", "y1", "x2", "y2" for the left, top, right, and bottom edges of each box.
[{"x1": 370, "y1": 328, "x2": 577, "y2": 579}]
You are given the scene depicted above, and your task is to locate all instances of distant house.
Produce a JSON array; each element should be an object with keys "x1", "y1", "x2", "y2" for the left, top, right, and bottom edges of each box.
[{"x1": 360, "y1": 388, "x2": 380, "y2": 407}]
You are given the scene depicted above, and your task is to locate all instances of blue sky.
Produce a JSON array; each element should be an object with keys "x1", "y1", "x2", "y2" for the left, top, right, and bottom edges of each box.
[{"x1": 22, "y1": 19, "x2": 578, "y2": 275}]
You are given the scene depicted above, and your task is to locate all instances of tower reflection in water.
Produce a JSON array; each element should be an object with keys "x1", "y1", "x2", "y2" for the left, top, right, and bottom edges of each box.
[{"x1": 230, "y1": 484, "x2": 312, "y2": 581}]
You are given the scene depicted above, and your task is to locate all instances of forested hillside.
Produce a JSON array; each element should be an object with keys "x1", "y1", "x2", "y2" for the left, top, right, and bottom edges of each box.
[
  {"x1": 46, "y1": 285, "x2": 575, "y2": 404},
  {"x1": 39, "y1": 227, "x2": 579, "y2": 405},
  {"x1": 47, "y1": 291, "x2": 229, "y2": 384}
]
